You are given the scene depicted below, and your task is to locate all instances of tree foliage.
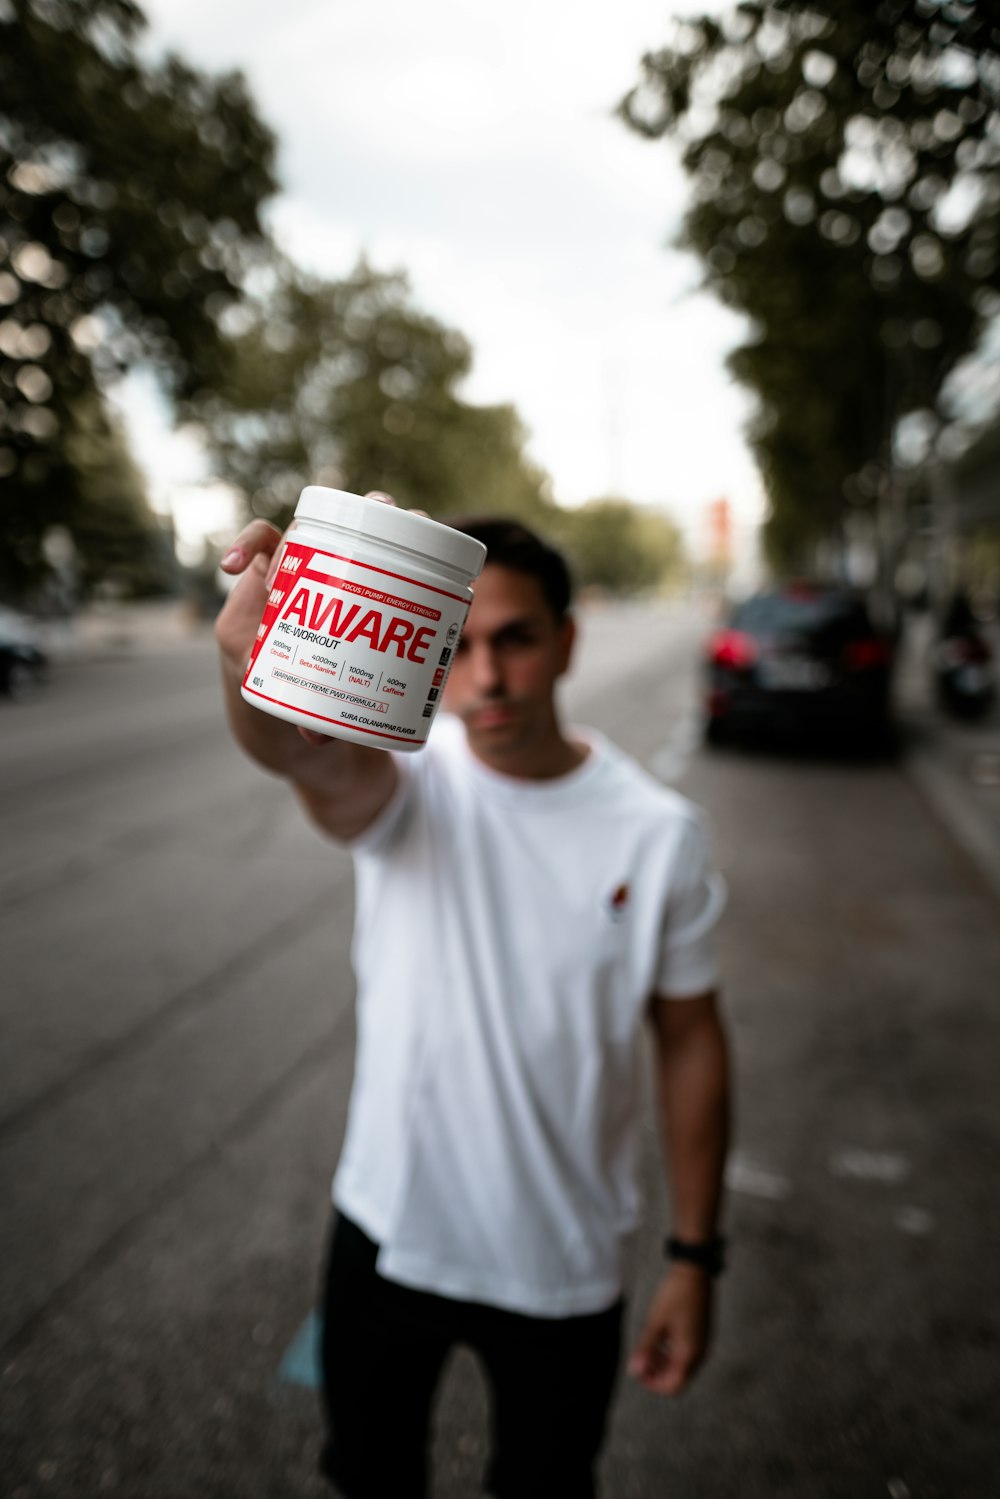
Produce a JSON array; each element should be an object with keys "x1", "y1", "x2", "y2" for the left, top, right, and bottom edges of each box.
[
  {"x1": 555, "y1": 497, "x2": 686, "y2": 594},
  {"x1": 621, "y1": 0, "x2": 1000, "y2": 569},
  {"x1": 195, "y1": 259, "x2": 556, "y2": 529},
  {"x1": 63, "y1": 389, "x2": 175, "y2": 599},
  {"x1": 0, "y1": 0, "x2": 277, "y2": 598},
  {"x1": 196, "y1": 257, "x2": 687, "y2": 593}
]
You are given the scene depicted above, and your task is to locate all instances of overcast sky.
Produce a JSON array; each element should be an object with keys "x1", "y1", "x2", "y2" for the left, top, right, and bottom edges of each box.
[{"x1": 130, "y1": 0, "x2": 763, "y2": 557}]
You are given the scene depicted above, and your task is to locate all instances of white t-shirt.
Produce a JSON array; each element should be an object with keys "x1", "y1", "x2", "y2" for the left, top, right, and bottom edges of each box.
[{"x1": 333, "y1": 714, "x2": 725, "y2": 1317}]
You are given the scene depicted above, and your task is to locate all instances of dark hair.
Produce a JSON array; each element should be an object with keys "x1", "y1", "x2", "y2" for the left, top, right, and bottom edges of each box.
[{"x1": 445, "y1": 515, "x2": 574, "y2": 619}]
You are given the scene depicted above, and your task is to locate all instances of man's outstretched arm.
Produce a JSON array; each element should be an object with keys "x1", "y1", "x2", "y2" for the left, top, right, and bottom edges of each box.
[
  {"x1": 215, "y1": 519, "x2": 398, "y2": 842},
  {"x1": 629, "y1": 989, "x2": 731, "y2": 1396}
]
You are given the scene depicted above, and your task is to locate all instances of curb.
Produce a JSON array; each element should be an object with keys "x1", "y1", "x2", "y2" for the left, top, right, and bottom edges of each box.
[
  {"x1": 894, "y1": 613, "x2": 1000, "y2": 909},
  {"x1": 902, "y1": 741, "x2": 1000, "y2": 908}
]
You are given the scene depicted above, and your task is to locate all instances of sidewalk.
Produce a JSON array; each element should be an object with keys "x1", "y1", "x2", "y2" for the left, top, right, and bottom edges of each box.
[
  {"x1": 38, "y1": 597, "x2": 216, "y2": 659},
  {"x1": 896, "y1": 610, "x2": 1000, "y2": 907}
]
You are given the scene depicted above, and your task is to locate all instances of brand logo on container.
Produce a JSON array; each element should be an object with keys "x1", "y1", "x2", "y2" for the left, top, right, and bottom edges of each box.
[{"x1": 281, "y1": 584, "x2": 436, "y2": 663}]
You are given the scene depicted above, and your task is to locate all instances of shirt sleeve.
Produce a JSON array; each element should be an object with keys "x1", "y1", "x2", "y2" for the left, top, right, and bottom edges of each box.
[
  {"x1": 653, "y1": 812, "x2": 727, "y2": 999},
  {"x1": 345, "y1": 754, "x2": 415, "y2": 858}
]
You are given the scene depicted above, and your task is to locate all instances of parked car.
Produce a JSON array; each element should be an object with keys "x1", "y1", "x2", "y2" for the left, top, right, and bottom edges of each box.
[
  {"x1": 0, "y1": 607, "x2": 47, "y2": 700},
  {"x1": 703, "y1": 583, "x2": 894, "y2": 747}
]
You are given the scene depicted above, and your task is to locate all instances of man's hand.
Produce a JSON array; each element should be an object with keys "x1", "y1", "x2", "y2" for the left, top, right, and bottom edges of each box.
[
  {"x1": 211, "y1": 503, "x2": 399, "y2": 837},
  {"x1": 214, "y1": 495, "x2": 406, "y2": 747},
  {"x1": 627, "y1": 1264, "x2": 714, "y2": 1396},
  {"x1": 216, "y1": 518, "x2": 335, "y2": 750},
  {"x1": 215, "y1": 518, "x2": 285, "y2": 682}
]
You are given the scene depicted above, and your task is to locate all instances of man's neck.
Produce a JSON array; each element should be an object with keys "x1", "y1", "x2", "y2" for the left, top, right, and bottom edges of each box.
[{"x1": 469, "y1": 729, "x2": 590, "y2": 782}]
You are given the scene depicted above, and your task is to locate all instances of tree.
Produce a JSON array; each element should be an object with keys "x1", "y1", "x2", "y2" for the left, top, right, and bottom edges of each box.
[
  {"x1": 64, "y1": 387, "x2": 176, "y2": 600},
  {"x1": 555, "y1": 497, "x2": 686, "y2": 594},
  {"x1": 195, "y1": 258, "x2": 556, "y2": 528},
  {"x1": 621, "y1": 1, "x2": 1000, "y2": 570},
  {"x1": 0, "y1": 0, "x2": 277, "y2": 598}
]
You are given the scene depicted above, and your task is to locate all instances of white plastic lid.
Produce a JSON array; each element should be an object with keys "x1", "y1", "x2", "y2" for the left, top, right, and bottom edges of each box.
[{"x1": 294, "y1": 487, "x2": 487, "y2": 580}]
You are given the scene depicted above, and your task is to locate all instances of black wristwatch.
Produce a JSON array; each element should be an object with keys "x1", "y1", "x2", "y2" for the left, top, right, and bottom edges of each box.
[{"x1": 665, "y1": 1234, "x2": 727, "y2": 1276}]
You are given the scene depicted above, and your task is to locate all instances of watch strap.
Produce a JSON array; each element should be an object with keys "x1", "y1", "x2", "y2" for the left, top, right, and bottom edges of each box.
[{"x1": 665, "y1": 1234, "x2": 727, "y2": 1276}]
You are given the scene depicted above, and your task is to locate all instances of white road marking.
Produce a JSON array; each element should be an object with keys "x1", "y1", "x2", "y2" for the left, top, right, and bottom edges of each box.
[
  {"x1": 894, "y1": 1205, "x2": 935, "y2": 1236},
  {"x1": 725, "y1": 1155, "x2": 793, "y2": 1201},
  {"x1": 969, "y1": 752, "x2": 1000, "y2": 788},
  {"x1": 887, "y1": 1479, "x2": 912, "y2": 1498},
  {"x1": 829, "y1": 1148, "x2": 912, "y2": 1184}
]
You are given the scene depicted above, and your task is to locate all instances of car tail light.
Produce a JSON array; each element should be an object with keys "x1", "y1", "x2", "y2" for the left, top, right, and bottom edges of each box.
[
  {"x1": 844, "y1": 637, "x2": 891, "y2": 670},
  {"x1": 710, "y1": 629, "x2": 758, "y2": 669}
]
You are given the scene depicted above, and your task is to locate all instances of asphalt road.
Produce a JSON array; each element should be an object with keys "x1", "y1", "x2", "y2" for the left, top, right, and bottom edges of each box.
[{"x1": 2, "y1": 603, "x2": 998, "y2": 1499}]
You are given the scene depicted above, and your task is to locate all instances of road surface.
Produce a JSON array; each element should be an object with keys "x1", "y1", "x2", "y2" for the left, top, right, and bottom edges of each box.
[{"x1": 2, "y1": 602, "x2": 998, "y2": 1498}]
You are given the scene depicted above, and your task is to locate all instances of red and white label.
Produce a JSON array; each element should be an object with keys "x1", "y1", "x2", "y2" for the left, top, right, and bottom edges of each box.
[{"x1": 242, "y1": 540, "x2": 468, "y2": 746}]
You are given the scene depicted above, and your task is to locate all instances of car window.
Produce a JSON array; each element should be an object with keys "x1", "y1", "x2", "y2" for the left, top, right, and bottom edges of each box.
[{"x1": 732, "y1": 593, "x2": 871, "y2": 635}]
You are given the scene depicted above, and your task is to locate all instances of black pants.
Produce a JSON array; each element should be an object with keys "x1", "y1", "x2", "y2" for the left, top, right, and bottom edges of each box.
[{"x1": 319, "y1": 1213, "x2": 623, "y2": 1499}]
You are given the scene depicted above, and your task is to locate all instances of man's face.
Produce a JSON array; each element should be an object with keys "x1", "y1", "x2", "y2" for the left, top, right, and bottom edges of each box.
[{"x1": 442, "y1": 563, "x2": 575, "y2": 769}]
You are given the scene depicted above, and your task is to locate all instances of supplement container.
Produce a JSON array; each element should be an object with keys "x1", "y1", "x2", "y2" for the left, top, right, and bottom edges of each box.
[{"x1": 241, "y1": 487, "x2": 487, "y2": 750}]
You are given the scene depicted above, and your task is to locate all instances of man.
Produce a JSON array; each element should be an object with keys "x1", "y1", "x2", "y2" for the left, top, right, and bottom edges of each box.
[{"x1": 215, "y1": 503, "x2": 731, "y2": 1499}]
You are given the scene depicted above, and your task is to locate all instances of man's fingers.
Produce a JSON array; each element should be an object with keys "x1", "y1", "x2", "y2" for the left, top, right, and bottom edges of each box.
[
  {"x1": 218, "y1": 494, "x2": 429, "y2": 587},
  {"x1": 643, "y1": 1358, "x2": 691, "y2": 1397},
  {"x1": 628, "y1": 1335, "x2": 695, "y2": 1396},
  {"x1": 219, "y1": 519, "x2": 284, "y2": 574},
  {"x1": 627, "y1": 1319, "x2": 662, "y2": 1380},
  {"x1": 628, "y1": 1309, "x2": 700, "y2": 1396}
]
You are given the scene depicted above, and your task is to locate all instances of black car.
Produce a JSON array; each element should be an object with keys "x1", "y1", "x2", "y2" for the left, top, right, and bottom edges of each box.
[
  {"x1": 703, "y1": 583, "x2": 893, "y2": 746},
  {"x1": 0, "y1": 608, "x2": 47, "y2": 700}
]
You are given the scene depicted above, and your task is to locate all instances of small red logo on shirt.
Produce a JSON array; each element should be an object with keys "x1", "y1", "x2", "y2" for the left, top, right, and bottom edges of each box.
[{"x1": 606, "y1": 883, "x2": 630, "y2": 920}]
